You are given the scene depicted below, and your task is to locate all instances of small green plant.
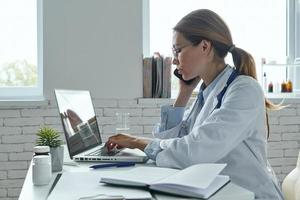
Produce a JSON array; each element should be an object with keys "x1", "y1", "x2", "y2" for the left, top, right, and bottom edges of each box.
[{"x1": 36, "y1": 127, "x2": 62, "y2": 148}]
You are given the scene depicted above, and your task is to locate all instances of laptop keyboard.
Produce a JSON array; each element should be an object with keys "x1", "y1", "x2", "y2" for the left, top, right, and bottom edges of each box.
[{"x1": 87, "y1": 147, "x2": 118, "y2": 156}]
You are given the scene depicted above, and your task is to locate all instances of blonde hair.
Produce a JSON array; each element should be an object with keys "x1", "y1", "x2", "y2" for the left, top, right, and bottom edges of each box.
[{"x1": 174, "y1": 9, "x2": 283, "y2": 138}]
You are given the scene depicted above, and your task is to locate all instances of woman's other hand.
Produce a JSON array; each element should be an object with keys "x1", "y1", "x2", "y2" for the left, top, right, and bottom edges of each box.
[
  {"x1": 174, "y1": 76, "x2": 200, "y2": 107},
  {"x1": 105, "y1": 133, "x2": 151, "y2": 152},
  {"x1": 178, "y1": 76, "x2": 200, "y2": 93}
]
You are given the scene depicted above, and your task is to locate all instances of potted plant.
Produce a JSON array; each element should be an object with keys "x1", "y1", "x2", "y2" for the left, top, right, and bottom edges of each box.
[{"x1": 36, "y1": 127, "x2": 64, "y2": 172}]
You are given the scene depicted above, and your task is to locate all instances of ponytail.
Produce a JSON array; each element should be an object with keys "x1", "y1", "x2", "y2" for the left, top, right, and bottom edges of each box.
[{"x1": 231, "y1": 47, "x2": 257, "y2": 79}]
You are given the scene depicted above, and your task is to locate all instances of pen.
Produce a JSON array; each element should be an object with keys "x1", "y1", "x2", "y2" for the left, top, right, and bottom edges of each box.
[{"x1": 89, "y1": 162, "x2": 135, "y2": 169}]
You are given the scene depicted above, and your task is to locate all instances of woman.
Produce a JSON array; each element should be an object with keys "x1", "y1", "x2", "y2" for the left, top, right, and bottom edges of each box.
[{"x1": 106, "y1": 9, "x2": 283, "y2": 199}]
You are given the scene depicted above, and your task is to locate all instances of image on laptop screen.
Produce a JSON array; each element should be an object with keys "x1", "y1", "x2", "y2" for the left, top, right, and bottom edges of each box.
[{"x1": 55, "y1": 90, "x2": 102, "y2": 157}]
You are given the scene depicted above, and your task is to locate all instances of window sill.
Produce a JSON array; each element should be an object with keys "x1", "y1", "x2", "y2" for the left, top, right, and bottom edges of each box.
[
  {"x1": 266, "y1": 92, "x2": 300, "y2": 99},
  {"x1": 138, "y1": 93, "x2": 300, "y2": 106},
  {"x1": 0, "y1": 97, "x2": 48, "y2": 108}
]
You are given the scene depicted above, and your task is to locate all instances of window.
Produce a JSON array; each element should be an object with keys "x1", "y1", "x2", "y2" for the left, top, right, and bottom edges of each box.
[
  {"x1": 146, "y1": 0, "x2": 287, "y2": 98},
  {"x1": 0, "y1": 0, "x2": 43, "y2": 100}
]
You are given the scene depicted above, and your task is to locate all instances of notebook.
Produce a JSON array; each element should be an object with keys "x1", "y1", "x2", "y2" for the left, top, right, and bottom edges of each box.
[
  {"x1": 54, "y1": 89, "x2": 148, "y2": 163},
  {"x1": 100, "y1": 163, "x2": 230, "y2": 199}
]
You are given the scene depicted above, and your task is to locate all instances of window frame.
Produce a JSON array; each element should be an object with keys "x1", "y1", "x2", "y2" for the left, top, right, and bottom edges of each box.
[
  {"x1": 286, "y1": 0, "x2": 300, "y2": 94},
  {"x1": 287, "y1": 0, "x2": 298, "y2": 61},
  {"x1": 0, "y1": 0, "x2": 43, "y2": 100}
]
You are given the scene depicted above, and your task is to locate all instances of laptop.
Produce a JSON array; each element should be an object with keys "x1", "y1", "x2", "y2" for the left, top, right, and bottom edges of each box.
[{"x1": 54, "y1": 89, "x2": 148, "y2": 163}]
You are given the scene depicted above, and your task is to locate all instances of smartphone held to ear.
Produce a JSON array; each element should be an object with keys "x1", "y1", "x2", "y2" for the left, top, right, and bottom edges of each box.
[{"x1": 173, "y1": 69, "x2": 196, "y2": 85}]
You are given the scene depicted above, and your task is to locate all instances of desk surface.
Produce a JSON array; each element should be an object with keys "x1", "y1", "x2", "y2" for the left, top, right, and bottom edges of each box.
[{"x1": 19, "y1": 149, "x2": 255, "y2": 200}]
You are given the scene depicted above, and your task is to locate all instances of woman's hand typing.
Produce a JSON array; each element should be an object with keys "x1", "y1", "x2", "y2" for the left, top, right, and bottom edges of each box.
[{"x1": 105, "y1": 133, "x2": 151, "y2": 152}]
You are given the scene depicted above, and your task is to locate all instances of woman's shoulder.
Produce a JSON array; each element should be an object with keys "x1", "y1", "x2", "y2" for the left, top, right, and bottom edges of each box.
[
  {"x1": 222, "y1": 74, "x2": 265, "y2": 109},
  {"x1": 233, "y1": 75, "x2": 262, "y2": 90},
  {"x1": 222, "y1": 66, "x2": 262, "y2": 90},
  {"x1": 226, "y1": 74, "x2": 264, "y2": 99}
]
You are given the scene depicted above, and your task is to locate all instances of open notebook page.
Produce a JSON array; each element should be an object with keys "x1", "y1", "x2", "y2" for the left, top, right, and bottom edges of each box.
[{"x1": 152, "y1": 163, "x2": 227, "y2": 189}]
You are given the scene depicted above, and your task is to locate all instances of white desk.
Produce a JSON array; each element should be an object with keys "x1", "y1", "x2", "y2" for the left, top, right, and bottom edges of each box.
[{"x1": 19, "y1": 150, "x2": 255, "y2": 200}]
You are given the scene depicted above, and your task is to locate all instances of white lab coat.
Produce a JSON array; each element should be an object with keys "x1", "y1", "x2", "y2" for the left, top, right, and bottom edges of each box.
[{"x1": 152, "y1": 66, "x2": 284, "y2": 199}]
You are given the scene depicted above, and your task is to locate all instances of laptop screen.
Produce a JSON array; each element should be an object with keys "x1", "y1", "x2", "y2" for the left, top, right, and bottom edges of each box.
[{"x1": 55, "y1": 89, "x2": 102, "y2": 158}]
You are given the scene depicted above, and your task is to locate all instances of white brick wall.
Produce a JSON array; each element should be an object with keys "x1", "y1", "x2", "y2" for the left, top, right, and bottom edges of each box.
[
  {"x1": 0, "y1": 110, "x2": 20, "y2": 118},
  {"x1": 0, "y1": 189, "x2": 7, "y2": 198},
  {"x1": 0, "y1": 172, "x2": 7, "y2": 180},
  {"x1": 0, "y1": 97, "x2": 300, "y2": 199},
  {"x1": 0, "y1": 127, "x2": 22, "y2": 135},
  {"x1": 4, "y1": 118, "x2": 43, "y2": 127}
]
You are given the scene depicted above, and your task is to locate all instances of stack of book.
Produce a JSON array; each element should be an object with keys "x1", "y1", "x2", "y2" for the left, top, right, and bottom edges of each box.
[{"x1": 143, "y1": 53, "x2": 172, "y2": 98}]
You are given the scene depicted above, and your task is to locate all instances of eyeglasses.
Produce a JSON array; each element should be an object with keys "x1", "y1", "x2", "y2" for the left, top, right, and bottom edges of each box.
[{"x1": 172, "y1": 44, "x2": 191, "y2": 58}]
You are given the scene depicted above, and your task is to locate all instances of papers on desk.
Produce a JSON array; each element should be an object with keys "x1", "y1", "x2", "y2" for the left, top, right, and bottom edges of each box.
[
  {"x1": 100, "y1": 163, "x2": 229, "y2": 199},
  {"x1": 47, "y1": 171, "x2": 152, "y2": 200}
]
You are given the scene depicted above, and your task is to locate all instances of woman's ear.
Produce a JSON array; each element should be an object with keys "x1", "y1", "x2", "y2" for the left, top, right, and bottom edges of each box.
[{"x1": 200, "y1": 40, "x2": 212, "y2": 52}]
